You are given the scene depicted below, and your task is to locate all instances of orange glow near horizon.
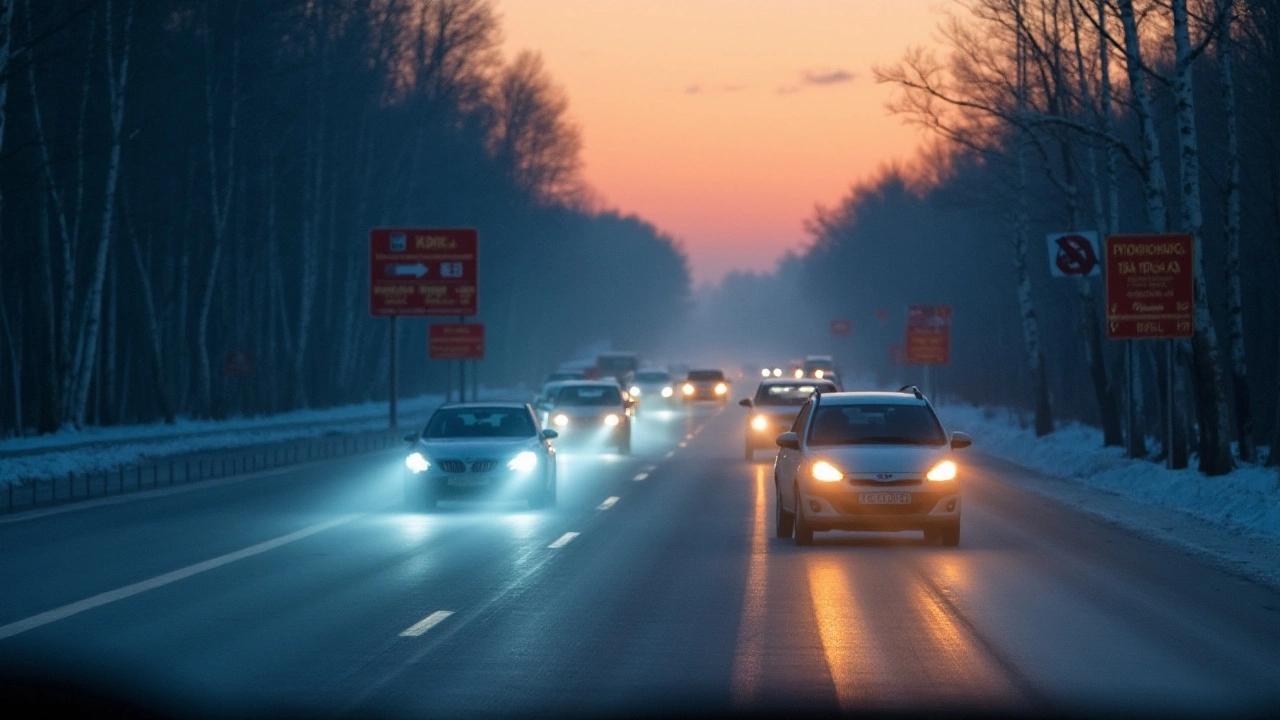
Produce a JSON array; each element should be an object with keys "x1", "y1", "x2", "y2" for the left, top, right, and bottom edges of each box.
[{"x1": 498, "y1": 0, "x2": 943, "y2": 285}]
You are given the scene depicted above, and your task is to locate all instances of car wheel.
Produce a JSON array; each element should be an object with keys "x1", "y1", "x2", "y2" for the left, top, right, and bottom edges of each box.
[
  {"x1": 774, "y1": 483, "x2": 794, "y2": 539},
  {"x1": 939, "y1": 521, "x2": 960, "y2": 547},
  {"x1": 793, "y1": 483, "x2": 814, "y2": 546}
]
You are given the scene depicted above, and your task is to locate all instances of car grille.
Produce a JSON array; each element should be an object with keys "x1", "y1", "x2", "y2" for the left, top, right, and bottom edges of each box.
[
  {"x1": 846, "y1": 478, "x2": 922, "y2": 487},
  {"x1": 469, "y1": 459, "x2": 498, "y2": 473},
  {"x1": 437, "y1": 460, "x2": 467, "y2": 473}
]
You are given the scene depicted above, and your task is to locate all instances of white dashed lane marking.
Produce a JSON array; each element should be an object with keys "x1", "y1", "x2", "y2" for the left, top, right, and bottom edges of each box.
[
  {"x1": 548, "y1": 532, "x2": 580, "y2": 549},
  {"x1": 633, "y1": 472, "x2": 649, "y2": 482},
  {"x1": 597, "y1": 496, "x2": 620, "y2": 510},
  {"x1": 400, "y1": 610, "x2": 454, "y2": 637}
]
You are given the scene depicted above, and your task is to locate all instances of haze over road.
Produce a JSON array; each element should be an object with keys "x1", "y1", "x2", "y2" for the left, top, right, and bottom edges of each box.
[{"x1": 3, "y1": 404, "x2": 1277, "y2": 717}]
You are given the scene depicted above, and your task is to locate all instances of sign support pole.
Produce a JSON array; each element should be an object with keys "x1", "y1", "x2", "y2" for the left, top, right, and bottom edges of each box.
[
  {"x1": 458, "y1": 316, "x2": 467, "y2": 403},
  {"x1": 389, "y1": 317, "x2": 399, "y2": 430},
  {"x1": 1125, "y1": 341, "x2": 1136, "y2": 458},
  {"x1": 1166, "y1": 340, "x2": 1174, "y2": 470}
]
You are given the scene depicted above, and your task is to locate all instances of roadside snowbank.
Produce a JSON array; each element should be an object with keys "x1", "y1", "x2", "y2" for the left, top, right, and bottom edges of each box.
[
  {"x1": 936, "y1": 402, "x2": 1280, "y2": 543},
  {"x1": 0, "y1": 388, "x2": 524, "y2": 485}
]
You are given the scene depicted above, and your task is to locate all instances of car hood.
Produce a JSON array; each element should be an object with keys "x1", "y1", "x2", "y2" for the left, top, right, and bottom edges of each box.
[
  {"x1": 809, "y1": 444, "x2": 952, "y2": 477},
  {"x1": 416, "y1": 437, "x2": 539, "y2": 458},
  {"x1": 754, "y1": 406, "x2": 803, "y2": 420},
  {"x1": 550, "y1": 406, "x2": 624, "y2": 418}
]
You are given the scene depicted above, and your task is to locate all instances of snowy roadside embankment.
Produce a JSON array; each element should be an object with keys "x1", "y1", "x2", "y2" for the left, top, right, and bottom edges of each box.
[
  {"x1": 936, "y1": 402, "x2": 1280, "y2": 543},
  {"x1": 0, "y1": 388, "x2": 522, "y2": 486}
]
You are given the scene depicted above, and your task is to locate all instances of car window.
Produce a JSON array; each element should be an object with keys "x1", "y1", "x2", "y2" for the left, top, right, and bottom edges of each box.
[
  {"x1": 755, "y1": 383, "x2": 836, "y2": 406},
  {"x1": 687, "y1": 370, "x2": 724, "y2": 381},
  {"x1": 790, "y1": 400, "x2": 814, "y2": 437},
  {"x1": 424, "y1": 408, "x2": 536, "y2": 439},
  {"x1": 807, "y1": 404, "x2": 946, "y2": 446},
  {"x1": 555, "y1": 385, "x2": 623, "y2": 406}
]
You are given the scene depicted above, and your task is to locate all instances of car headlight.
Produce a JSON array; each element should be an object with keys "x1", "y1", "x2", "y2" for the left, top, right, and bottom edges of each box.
[
  {"x1": 629, "y1": 386, "x2": 641, "y2": 396},
  {"x1": 750, "y1": 415, "x2": 769, "y2": 431},
  {"x1": 661, "y1": 386, "x2": 674, "y2": 398},
  {"x1": 553, "y1": 414, "x2": 569, "y2": 427},
  {"x1": 794, "y1": 369, "x2": 804, "y2": 379},
  {"x1": 760, "y1": 368, "x2": 770, "y2": 378},
  {"x1": 507, "y1": 451, "x2": 538, "y2": 473},
  {"x1": 714, "y1": 383, "x2": 728, "y2": 395},
  {"x1": 927, "y1": 460, "x2": 957, "y2": 481},
  {"x1": 814, "y1": 369, "x2": 824, "y2": 379},
  {"x1": 682, "y1": 383, "x2": 695, "y2": 395},
  {"x1": 811, "y1": 460, "x2": 844, "y2": 482},
  {"x1": 772, "y1": 368, "x2": 782, "y2": 377},
  {"x1": 604, "y1": 413, "x2": 620, "y2": 427},
  {"x1": 405, "y1": 452, "x2": 430, "y2": 474}
]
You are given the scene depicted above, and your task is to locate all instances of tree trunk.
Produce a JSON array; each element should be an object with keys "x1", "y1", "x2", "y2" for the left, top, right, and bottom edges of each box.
[
  {"x1": 1016, "y1": 144, "x2": 1053, "y2": 436},
  {"x1": 70, "y1": 0, "x2": 132, "y2": 428},
  {"x1": 125, "y1": 211, "x2": 176, "y2": 424},
  {"x1": 1171, "y1": 0, "x2": 1234, "y2": 476},
  {"x1": 1217, "y1": 1, "x2": 1254, "y2": 463}
]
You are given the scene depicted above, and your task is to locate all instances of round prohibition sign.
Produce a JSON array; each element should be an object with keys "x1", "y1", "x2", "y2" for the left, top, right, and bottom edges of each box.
[{"x1": 1054, "y1": 234, "x2": 1099, "y2": 276}]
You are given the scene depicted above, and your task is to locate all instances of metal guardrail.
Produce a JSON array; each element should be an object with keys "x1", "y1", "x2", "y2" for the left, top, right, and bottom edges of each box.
[{"x1": 2, "y1": 429, "x2": 408, "y2": 514}]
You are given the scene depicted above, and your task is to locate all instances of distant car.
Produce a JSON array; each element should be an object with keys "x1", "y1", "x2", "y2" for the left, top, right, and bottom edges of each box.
[
  {"x1": 681, "y1": 368, "x2": 730, "y2": 403},
  {"x1": 403, "y1": 403, "x2": 558, "y2": 510},
  {"x1": 596, "y1": 352, "x2": 640, "y2": 387},
  {"x1": 772, "y1": 387, "x2": 970, "y2": 546},
  {"x1": 761, "y1": 364, "x2": 785, "y2": 379},
  {"x1": 545, "y1": 369, "x2": 586, "y2": 383},
  {"x1": 785, "y1": 359, "x2": 805, "y2": 380},
  {"x1": 630, "y1": 369, "x2": 676, "y2": 406},
  {"x1": 803, "y1": 355, "x2": 841, "y2": 385},
  {"x1": 532, "y1": 380, "x2": 573, "y2": 425},
  {"x1": 546, "y1": 380, "x2": 635, "y2": 454},
  {"x1": 739, "y1": 379, "x2": 839, "y2": 460}
]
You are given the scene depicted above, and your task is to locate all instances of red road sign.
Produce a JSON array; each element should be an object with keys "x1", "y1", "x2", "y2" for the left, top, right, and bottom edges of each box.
[
  {"x1": 830, "y1": 319, "x2": 852, "y2": 337},
  {"x1": 429, "y1": 323, "x2": 485, "y2": 360},
  {"x1": 1105, "y1": 234, "x2": 1194, "y2": 340},
  {"x1": 905, "y1": 305, "x2": 951, "y2": 365},
  {"x1": 369, "y1": 228, "x2": 478, "y2": 316},
  {"x1": 222, "y1": 349, "x2": 255, "y2": 377}
]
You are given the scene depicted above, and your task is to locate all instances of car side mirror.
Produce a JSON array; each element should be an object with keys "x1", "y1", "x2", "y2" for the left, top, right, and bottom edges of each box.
[
  {"x1": 403, "y1": 433, "x2": 418, "y2": 443},
  {"x1": 776, "y1": 432, "x2": 800, "y2": 450},
  {"x1": 738, "y1": 398, "x2": 752, "y2": 408},
  {"x1": 950, "y1": 431, "x2": 972, "y2": 450},
  {"x1": 541, "y1": 429, "x2": 559, "y2": 440}
]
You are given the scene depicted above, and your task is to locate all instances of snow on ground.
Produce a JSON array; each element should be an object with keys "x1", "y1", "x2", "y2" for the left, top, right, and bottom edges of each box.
[
  {"x1": 1, "y1": 387, "x2": 525, "y2": 486},
  {"x1": 937, "y1": 401, "x2": 1280, "y2": 588}
]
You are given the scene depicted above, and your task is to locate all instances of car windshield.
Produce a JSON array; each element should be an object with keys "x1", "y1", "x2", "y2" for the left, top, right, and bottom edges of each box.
[
  {"x1": 635, "y1": 371, "x2": 670, "y2": 383},
  {"x1": 756, "y1": 383, "x2": 835, "y2": 406},
  {"x1": 804, "y1": 359, "x2": 835, "y2": 372},
  {"x1": 687, "y1": 370, "x2": 724, "y2": 381},
  {"x1": 547, "y1": 372, "x2": 581, "y2": 382},
  {"x1": 807, "y1": 404, "x2": 946, "y2": 446},
  {"x1": 555, "y1": 385, "x2": 623, "y2": 406},
  {"x1": 423, "y1": 408, "x2": 536, "y2": 439}
]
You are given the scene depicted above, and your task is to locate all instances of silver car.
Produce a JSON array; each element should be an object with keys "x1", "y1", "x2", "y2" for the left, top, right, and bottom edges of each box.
[
  {"x1": 545, "y1": 380, "x2": 634, "y2": 454},
  {"x1": 773, "y1": 388, "x2": 971, "y2": 546},
  {"x1": 739, "y1": 379, "x2": 839, "y2": 460},
  {"x1": 403, "y1": 403, "x2": 558, "y2": 510}
]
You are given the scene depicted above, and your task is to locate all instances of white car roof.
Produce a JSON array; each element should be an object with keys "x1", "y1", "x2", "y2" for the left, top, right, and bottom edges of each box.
[{"x1": 815, "y1": 391, "x2": 927, "y2": 406}]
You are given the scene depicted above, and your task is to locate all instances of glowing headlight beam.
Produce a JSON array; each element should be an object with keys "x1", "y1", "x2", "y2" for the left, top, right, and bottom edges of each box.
[
  {"x1": 811, "y1": 460, "x2": 844, "y2": 482},
  {"x1": 405, "y1": 452, "x2": 430, "y2": 473},
  {"x1": 507, "y1": 451, "x2": 539, "y2": 473},
  {"x1": 814, "y1": 369, "x2": 825, "y2": 379},
  {"x1": 661, "y1": 386, "x2": 674, "y2": 398},
  {"x1": 772, "y1": 368, "x2": 782, "y2": 377},
  {"x1": 926, "y1": 460, "x2": 957, "y2": 481},
  {"x1": 761, "y1": 368, "x2": 770, "y2": 378},
  {"x1": 682, "y1": 383, "x2": 695, "y2": 395},
  {"x1": 714, "y1": 383, "x2": 728, "y2": 395},
  {"x1": 794, "y1": 369, "x2": 804, "y2": 379},
  {"x1": 553, "y1": 414, "x2": 569, "y2": 427},
  {"x1": 750, "y1": 415, "x2": 768, "y2": 431},
  {"x1": 629, "y1": 386, "x2": 641, "y2": 396},
  {"x1": 604, "y1": 413, "x2": 620, "y2": 427}
]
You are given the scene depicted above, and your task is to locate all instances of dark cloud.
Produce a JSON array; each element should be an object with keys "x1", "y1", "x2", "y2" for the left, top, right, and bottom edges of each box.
[{"x1": 777, "y1": 68, "x2": 857, "y2": 95}]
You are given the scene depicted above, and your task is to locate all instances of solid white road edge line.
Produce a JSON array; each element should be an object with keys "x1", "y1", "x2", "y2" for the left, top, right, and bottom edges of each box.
[
  {"x1": 399, "y1": 610, "x2": 454, "y2": 637},
  {"x1": 0, "y1": 513, "x2": 364, "y2": 641},
  {"x1": 597, "y1": 496, "x2": 620, "y2": 510},
  {"x1": 548, "y1": 532, "x2": 579, "y2": 549}
]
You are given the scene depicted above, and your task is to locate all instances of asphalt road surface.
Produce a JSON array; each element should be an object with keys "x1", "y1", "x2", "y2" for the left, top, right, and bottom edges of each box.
[{"x1": 2, "y1": 402, "x2": 1278, "y2": 718}]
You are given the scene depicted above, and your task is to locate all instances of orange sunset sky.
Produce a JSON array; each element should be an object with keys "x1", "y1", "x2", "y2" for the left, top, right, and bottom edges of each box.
[{"x1": 498, "y1": 0, "x2": 945, "y2": 286}]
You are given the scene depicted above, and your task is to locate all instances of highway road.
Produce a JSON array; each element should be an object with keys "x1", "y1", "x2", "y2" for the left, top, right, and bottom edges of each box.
[{"x1": 2, "y1": 403, "x2": 1278, "y2": 718}]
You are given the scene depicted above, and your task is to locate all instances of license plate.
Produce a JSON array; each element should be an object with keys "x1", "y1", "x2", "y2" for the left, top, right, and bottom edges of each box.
[
  {"x1": 448, "y1": 477, "x2": 489, "y2": 488},
  {"x1": 859, "y1": 492, "x2": 911, "y2": 505}
]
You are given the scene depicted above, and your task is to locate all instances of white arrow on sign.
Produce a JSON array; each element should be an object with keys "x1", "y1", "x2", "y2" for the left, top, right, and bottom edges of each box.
[{"x1": 389, "y1": 263, "x2": 428, "y2": 278}]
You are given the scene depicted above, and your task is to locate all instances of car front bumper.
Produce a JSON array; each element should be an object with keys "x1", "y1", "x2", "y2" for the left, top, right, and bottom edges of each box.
[{"x1": 797, "y1": 483, "x2": 960, "y2": 531}]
